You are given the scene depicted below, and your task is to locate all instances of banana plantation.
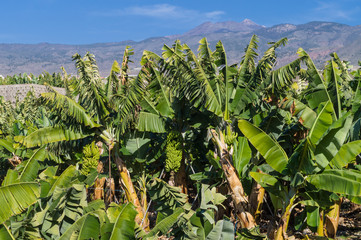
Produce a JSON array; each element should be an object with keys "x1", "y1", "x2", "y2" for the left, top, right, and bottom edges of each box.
[{"x1": 1, "y1": 35, "x2": 361, "y2": 239}]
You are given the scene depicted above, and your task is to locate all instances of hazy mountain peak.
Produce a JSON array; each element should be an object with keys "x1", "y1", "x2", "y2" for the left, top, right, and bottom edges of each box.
[
  {"x1": 0, "y1": 20, "x2": 360, "y2": 76},
  {"x1": 267, "y1": 23, "x2": 297, "y2": 33},
  {"x1": 241, "y1": 18, "x2": 258, "y2": 25},
  {"x1": 184, "y1": 19, "x2": 264, "y2": 36}
]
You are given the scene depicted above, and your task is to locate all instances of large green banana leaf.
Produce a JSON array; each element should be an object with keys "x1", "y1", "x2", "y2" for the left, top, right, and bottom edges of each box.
[
  {"x1": 330, "y1": 140, "x2": 361, "y2": 168},
  {"x1": 285, "y1": 98, "x2": 316, "y2": 129},
  {"x1": 0, "y1": 139, "x2": 15, "y2": 153},
  {"x1": 324, "y1": 61, "x2": 342, "y2": 118},
  {"x1": 44, "y1": 165, "x2": 78, "y2": 197},
  {"x1": 205, "y1": 219, "x2": 234, "y2": 240},
  {"x1": 58, "y1": 211, "x2": 104, "y2": 240},
  {"x1": 1, "y1": 170, "x2": 18, "y2": 187},
  {"x1": 308, "y1": 101, "x2": 334, "y2": 145},
  {"x1": 137, "y1": 112, "x2": 166, "y2": 133},
  {"x1": 18, "y1": 147, "x2": 46, "y2": 182},
  {"x1": 151, "y1": 67, "x2": 173, "y2": 118},
  {"x1": 16, "y1": 127, "x2": 91, "y2": 148},
  {"x1": 162, "y1": 43, "x2": 223, "y2": 116},
  {"x1": 307, "y1": 169, "x2": 361, "y2": 196},
  {"x1": 269, "y1": 57, "x2": 303, "y2": 93},
  {"x1": 236, "y1": 35, "x2": 258, "y2": 86},
  {"x1": 41, "y1": 92, "x2": 100, "y2": 128},
  {"x1": 238, "y1": 120, "x2": 288, "y2": 173},
  {"x1": 352, "y1": 78, "x2": 361, "y2": 114},
  {"x1": 144, "y1": 208, "x2": 184, "y2": 239},
  {"x1": 0, "y1": 182, "x2": 40, "y2": 224},
  {"x1": 250, "y1": 171, "x2": 281, "y2": 196},
  {"x1": 109, "y1": 203, "x2": 138, "y2": 240},
  {"x1": 106, "y1": 60, "x2": 120, "y2": 98},
  {"x1": 32, "y1": 184, "x2": 87, "y2": 238},
  {"x1": 215, "y1": 41, "x2": 233, "y2": 120},
  {"x1": 233, "y1": 137, "x2": 252, "y2": 177},
  {"x1": 313, "y1": 113, "x2": 352, "y2": 169},
  {"x1": 0, "y1": 224, "x2": 15, "y2": 240}
]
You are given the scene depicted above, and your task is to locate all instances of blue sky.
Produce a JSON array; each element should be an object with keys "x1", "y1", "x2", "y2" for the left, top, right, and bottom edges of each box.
[{"x1": 1, "y1": 0, "x2": 360, "y2": 44}]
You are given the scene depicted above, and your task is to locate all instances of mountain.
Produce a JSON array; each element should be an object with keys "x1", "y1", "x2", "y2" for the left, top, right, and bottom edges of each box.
[
  {"x1": 184, "y1": 19, "x2": 264, "y2": 36},
  {"x1": 0, "y1": 20, "x2": 360, "y2": 76}
]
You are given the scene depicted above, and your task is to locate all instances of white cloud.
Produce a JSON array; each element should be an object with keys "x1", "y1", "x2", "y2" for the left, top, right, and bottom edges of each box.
[
  {"x1": 204, "y1": 11, "x2": 225, "y2": 19},
  {"x1": 92, "y1": 4, "x2": 225, "y2": 22}
]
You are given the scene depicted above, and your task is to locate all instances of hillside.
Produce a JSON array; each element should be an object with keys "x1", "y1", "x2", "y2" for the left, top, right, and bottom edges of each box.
[{"x1": 1, "y1": 19, "x2": 360, "y2": 76}]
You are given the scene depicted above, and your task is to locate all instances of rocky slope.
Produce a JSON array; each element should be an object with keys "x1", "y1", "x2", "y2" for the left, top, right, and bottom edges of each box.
[{"x1": 1, "y1": 20, "x2": 360, "y2": 76}]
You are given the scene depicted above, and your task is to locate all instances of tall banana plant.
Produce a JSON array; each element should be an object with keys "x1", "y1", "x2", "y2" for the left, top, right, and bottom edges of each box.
[
  {"x1": 136, "y1": 46, "x2": 207, "y2": 193},
  {"x1": 239, "y1": 100, "x2": 361, "y2": 239},
  {"x1": 15, "y1": 51, "x2": 147, "y2": 226},
  {"x1": 145, "y1": 36, "x2": 310, "y2": 229},
  {"x1": 204, "y1": 36, "x2": 306, "y2": 229}
]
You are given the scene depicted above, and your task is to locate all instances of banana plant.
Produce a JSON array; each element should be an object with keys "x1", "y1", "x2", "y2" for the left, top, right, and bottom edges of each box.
[
  {"x1": 239, "y1": 100, "x2": 361, "y2": 239},
  {"x1": 149, "y1": 36, "x2": 310, "y2": 229},
  {"x1": 13, "y1": 51, "x2": 149, "y2": 226}
]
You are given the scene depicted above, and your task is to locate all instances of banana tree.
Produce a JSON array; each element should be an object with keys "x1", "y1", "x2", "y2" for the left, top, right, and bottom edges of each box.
[
  {"x1": 1, "y1": 165, "x2": 139, "y2": 239},
  {"x1": 135, "y1": 42, "x2": 221, "y2": 193},
  {"x1": 149, "y1": 36, "x2": 311, "y2": 229},
  {"x1": 239, "y1": 100, "x2": 361, "y2": 239},
  {"x1": 15, "y1": 52, "x2": 148, "y2": 226},
  {"x1": 284, "y1": 53, "x2": 360, "y2": 237}
]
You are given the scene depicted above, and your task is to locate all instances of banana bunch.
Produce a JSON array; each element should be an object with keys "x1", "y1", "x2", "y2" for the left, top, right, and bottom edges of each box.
[
  {"x1": 80, "y1": 142, "x2": 100, "y2": 175},
  {"x1": 165, "y1": 131, "x2": 182, "y2": 173},
  {"x1": 223, "y1": 125, "x2": 238, "y2": 146}
]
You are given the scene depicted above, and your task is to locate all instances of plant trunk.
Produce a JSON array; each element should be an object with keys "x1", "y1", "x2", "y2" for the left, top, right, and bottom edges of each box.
[
  {"x1": 219, "y1": 151, "x2": 256, "y2": 228},
  {"x1": 168, "y1": 170, "x2": 175, "y2": 186},
  {"x1": 174, "y1": 137, "x2": 187, "y2": 194},
  {"x1": 273, "y1": 194, "x2": 296, "y2": 240},
  {"x1": 105, "y1": 178, "x2": 115, "y2": 207},
  {"x1": 317, "y1": 209, "x2": 324, "y2": 236},
  {"x1": 140, "y1": 181, "x2": 149, "y2": 229},
  {"x1": 174, "y1": 157, "x2": 188, "y2": 194},
  {"x1": 325, "y1": 199, "x2": 342, "y2": 238},
  {"x1": 211, "y1": 129, "x2": 256, "y2": 229},
  {"x1": 115, "y1": 156, "x2": 145, "y2": 226},
  {"x1": 94, "y1": 161, "x2": 106, "y2": 200},
  {"x1": 249, "y1": 170, "x2": 265, "y2": 223}
]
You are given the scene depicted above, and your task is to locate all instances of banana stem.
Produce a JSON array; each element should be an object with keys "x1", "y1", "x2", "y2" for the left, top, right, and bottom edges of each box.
[
  {"x1": 211, "y1": 129, "x2": 256, "y2": 229},
  {"x1": 317, "y1": 209, "x2": 324, "y2": 236},
  {"x1": 275, "y1": 194, "x2": 296, "y2": 240},
  {"x1": 115, "y1": 155, "x2": 146, "y2": 227},
  {"x1": 250, "y1": 169, "x2": 266, "y2": 223},
  {"x1": 325, "y1": 199, "x2": 342, "y2": 238}
]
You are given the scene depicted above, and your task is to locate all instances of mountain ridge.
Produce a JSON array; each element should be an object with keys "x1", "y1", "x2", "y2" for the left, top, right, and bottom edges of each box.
[{"x1": 0, "y1": 19, "x2": 360, "y2": 76}]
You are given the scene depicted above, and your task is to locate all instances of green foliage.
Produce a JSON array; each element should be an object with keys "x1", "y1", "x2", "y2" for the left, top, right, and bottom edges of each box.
[
  {"x1": 3, "y1": 36, "x2": 361, "y2": 239},
  {"x1": 33, "y1": 184, "x2": 88, "y2": 238},
  {"x1": 307, "y1": 169, "x2": 361, "y2": 197},
  {"x1": 238, "y1": 119, "x2": 289, "y2": 173},
  {"x1": 109, "y1": 203, "x2": 137, "y2": 240},
  {"x1": 0, "y1": 72, "x2": 68, "y2": 87},
  {"x1": 0, "y1": 182, "x2": 40, "y2": 224},
  {"x1": 205, "y1": 219, "x2": 234, "y2": 240},
  {"x1": 0, "y1": 224, "x2": 15, "y2": 240},
  {"x1": 147, "y1": 178, "x2": 187, "y2": 216},
  {"x1": 58, "y1": 210, "x2": 103, "y2": 240},
  {"x1": 143, "y1": 208, "x2": 184, "y2": 239}
]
